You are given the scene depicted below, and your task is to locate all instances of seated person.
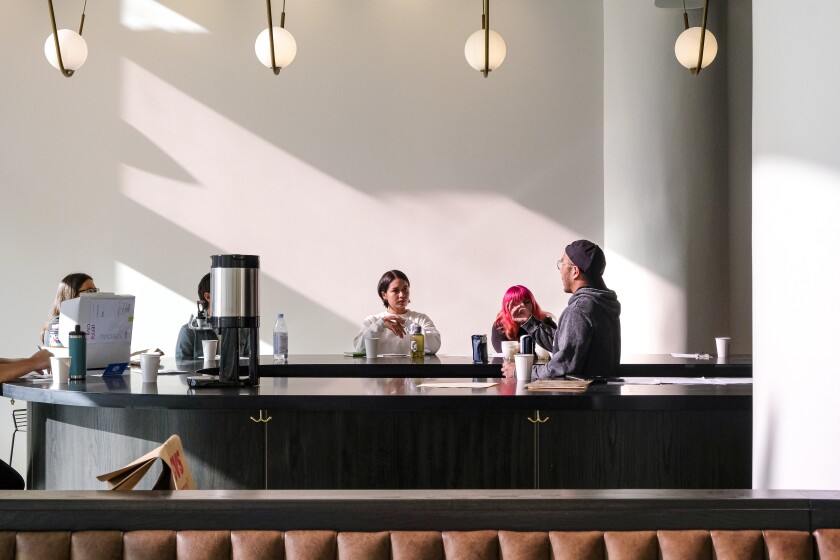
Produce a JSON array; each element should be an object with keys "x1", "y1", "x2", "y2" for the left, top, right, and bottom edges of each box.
[
  {"x1": 523, "y1": 240, "x2": 621, "y2": 380},
  {"x1": 491, "y1": 285, "x2": 556, "y2": 355},
  {"x1": 1, "y1": 349, "x2": 53, "y2": 489},
  {"x1": 40, "y1": 273, "x2": 97, "y2": 347},
  {"x1": 176, "y1": 274, "x2": 249, "y2": 359},
  {"x1": 176, "y1": 274, "x2": 217, "y2": 360},
  {"x1": 353, "y1": 270, "x2": 441, "y2": 355}
]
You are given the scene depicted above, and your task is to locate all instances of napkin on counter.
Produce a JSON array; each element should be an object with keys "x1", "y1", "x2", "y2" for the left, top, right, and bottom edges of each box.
[{"x1": 129, "y1": 349, "x2": 165, "y2": 366}]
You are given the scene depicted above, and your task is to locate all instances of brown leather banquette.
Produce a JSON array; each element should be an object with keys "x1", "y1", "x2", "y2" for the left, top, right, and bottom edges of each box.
[
  {"x1": 2, "y1": 490, "x2": 840, "y2": 559},
  {"x1": 2, "y1": 528, "x2": 840, "y2": 560}
]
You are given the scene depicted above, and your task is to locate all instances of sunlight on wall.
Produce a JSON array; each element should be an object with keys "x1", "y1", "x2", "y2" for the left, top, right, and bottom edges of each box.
[
  {"x1": 753, "y1": 155, "x2": 840, "y2": 489},
  {"x1": 115, "y1": 261, "x2": 193, "y2": 356},
  {"x1": 605, "y1": 250, "x2": 686, "y2": 354},
  {"x1": 121, "y1": 0, "x2": 208, "y2": 33},
  {"x1": 117, "y1": 59, "x2": 581, "y2": 355}
]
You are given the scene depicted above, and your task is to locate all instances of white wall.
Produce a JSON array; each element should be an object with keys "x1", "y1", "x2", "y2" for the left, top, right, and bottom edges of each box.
[
  {"x1": 753, "y1": 1, "x2": 840, "y2": 489},
  {"x1": 604, "y1": 0, "x2": 738, "y2": 354},
  {"x1": 1, "y1": 0, "x2": 604, "y2": 359}
]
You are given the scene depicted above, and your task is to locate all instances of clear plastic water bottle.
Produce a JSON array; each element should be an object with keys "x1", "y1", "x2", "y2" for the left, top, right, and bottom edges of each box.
[{"x1": 273, "y1": 313, "x2": 288, "y2": 362}]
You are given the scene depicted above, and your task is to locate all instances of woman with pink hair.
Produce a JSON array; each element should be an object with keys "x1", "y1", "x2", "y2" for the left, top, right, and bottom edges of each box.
[{"x1": 491, "y1": 285, "x2": 556, "y2": 354}]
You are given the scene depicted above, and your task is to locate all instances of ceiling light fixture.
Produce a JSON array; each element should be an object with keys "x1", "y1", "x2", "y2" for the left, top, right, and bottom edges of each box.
[
  {"x1": 674, "y1": 0, "x2": 717, "y2": 75},
  {"x1": 45, "y1": 0, "x2": 89, "y2": 77},
  {"x1": 464, "y1": 0, "x2": 506, "y2": 77},
  {"x1": 255, "y1": 0, "x2": 297, "y2": 75}
]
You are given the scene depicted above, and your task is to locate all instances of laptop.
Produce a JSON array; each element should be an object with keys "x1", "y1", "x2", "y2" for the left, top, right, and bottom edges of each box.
[{"x1": 57, "y1": 293, "x2": 135, "y2": 369}]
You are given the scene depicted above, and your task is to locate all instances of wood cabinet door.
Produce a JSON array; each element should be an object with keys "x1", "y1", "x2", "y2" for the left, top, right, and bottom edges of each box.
[
  {"x1": 266, "y1": 408, "x2": 534, "y2": 489},
  {"x1": 537, "y1": 409, "x2": 752, "y2": 489}
]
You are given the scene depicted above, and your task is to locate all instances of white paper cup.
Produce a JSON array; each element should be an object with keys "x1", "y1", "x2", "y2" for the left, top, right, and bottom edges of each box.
[
  {"x1": 140, "y1": 353, "x2": 161, "y2": 383},
  {"x1": 500, "y1": 340, "x2": 519, "y2": 360},
  {"x1": 201, "y1": 339, "x2": 218, "y2": 360},
  {"x1": 364, "y1": 337, "x2": 380, "y2": 358},
  {"x1": 514, "y1": 353, "x2": 534, "y2": 382},
  {"x1": 715, "y1": 337, "x2": 731, "y2": 359},
  {"x1": 50, "y1": 356, "x2": 71, "y2": 383}
]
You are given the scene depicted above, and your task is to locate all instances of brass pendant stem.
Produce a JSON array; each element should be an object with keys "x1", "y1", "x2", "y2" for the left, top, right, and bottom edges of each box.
[
  {"x1": 47, "y1": 0, "x2": 72, "y2": 77},
  {"x1": 483, "y1": 0, "x2": 490, "y2": 78},
  {"x1": 265, "y1": 0, "x2": 280, "y2": 74},
  {"x1": 695, "y1": 0, "x2": 709, "y2": 75}
]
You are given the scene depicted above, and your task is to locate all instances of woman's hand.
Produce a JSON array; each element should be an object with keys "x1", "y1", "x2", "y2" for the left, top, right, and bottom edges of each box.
[
  {"x1": 501, "y1": 359, "x2": 516, "y2": 378},
  {"x1": 506, "y1": 301, "x2": 532, "y2": 324},
  {"x1": 381, "y1": 315, "x2": 407, "y2": 338}
]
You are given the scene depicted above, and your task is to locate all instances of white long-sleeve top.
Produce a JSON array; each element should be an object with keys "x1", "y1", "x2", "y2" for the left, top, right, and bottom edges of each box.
[{"x1": 353, "y1": 310, "x2": 441, "y2": 355}]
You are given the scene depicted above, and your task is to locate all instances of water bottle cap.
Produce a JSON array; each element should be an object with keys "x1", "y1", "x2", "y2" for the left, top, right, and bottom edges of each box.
[
  {"x1": 411, "y1": 325, "x2": 422, "y2": 334},
  {"x1": 277, "y1": 313, "x2": 284, "y2": 318}
]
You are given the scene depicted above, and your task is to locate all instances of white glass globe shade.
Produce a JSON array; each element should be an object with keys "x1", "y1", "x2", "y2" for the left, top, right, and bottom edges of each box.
[
  {"x1": 255, "y1": 27, "x2": 297, "y2": 69},
  {"x1": 44, "y1": 29, "x2": 88, "y2": 71},
  {"x1": 674, "y1": 27, "x2": 718, "y2": 69},
  {"x1": 464, "y1": 28, "x2": 506, "y2": 72}
]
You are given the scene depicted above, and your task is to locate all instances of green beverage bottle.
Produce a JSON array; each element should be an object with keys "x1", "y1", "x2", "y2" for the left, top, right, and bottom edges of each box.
[
  {"x1": 68, "y1": 324, "x2": 87, "y2": 380},
  {"x1": 410, "y1": 325, "x2": 424, "y2": 359}
]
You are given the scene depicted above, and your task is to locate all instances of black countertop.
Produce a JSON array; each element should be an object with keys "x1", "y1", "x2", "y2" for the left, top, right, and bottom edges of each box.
[
  {"x1": 3, "y1": 354, "x2": 751, "y2": 411},
  {"x1": 170, "y1": 353, "x2": 751, "y2": 378}
]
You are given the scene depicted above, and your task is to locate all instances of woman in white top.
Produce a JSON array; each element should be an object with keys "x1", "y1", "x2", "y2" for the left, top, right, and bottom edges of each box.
[{"x1": 353, "y1": 270, "x2": 441, "y2": 355}]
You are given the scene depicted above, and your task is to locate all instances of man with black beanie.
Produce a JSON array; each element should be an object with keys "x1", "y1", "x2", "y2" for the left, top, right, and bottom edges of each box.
[{"x1": 524, "y1": 239, "x2": 622, "y2": 379}]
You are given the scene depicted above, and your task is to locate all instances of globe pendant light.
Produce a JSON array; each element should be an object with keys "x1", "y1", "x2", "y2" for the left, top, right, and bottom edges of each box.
[
  {"x1": 464, "y1": 0, "x2": 506, "y2": 77},
  {"x1": 674, "y1": 0, "x2": 717, "y2": 75},
  {"x1": 45, "y1": 0, "x2": 89, "y2": 77},
  {"x1": 255, "y1": 0, "x2": 297, "y2": 75}
]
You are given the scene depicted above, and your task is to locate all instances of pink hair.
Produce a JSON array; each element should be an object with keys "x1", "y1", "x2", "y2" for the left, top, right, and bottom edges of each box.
[{"x1": 493, "y1": 285, "x2": 549, "y2": 341}]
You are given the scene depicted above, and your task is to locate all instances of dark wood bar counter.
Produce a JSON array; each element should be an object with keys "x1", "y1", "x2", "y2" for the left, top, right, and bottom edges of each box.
[{"x1": 3, "y1": 355, "x2": 752, "y2": 492}]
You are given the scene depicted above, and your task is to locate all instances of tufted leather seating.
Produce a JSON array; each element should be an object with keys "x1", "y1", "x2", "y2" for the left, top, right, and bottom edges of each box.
[{"x1": 1, "y1": 528, "x2": 839, "y2": 560}]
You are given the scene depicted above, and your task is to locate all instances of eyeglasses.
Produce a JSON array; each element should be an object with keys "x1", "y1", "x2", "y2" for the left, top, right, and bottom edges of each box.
[
  {"x1": 556, "y1": 260, "x2": 576, "y2": 271},
  {"x1": 80, "y1": 288, "x2": 100, "y2": 294}
]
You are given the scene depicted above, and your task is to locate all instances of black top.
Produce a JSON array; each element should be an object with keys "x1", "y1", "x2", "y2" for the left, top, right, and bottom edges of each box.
[{"x1": 490, "y1": 317, "x2": 557, "y2": 353}]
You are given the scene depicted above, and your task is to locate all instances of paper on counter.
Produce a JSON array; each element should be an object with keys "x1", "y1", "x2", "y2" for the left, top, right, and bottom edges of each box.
[
  {"x1": 670, "y1": 353, "x2": 713, "y2": 359},
  {"x1": 417, "y1": 382, "x2": 498, "y2": 388}
]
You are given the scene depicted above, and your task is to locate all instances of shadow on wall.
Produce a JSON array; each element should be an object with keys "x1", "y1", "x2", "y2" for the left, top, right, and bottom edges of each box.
[{"x1": 117, "y1": 59, "x2": 686, "y2": 355}]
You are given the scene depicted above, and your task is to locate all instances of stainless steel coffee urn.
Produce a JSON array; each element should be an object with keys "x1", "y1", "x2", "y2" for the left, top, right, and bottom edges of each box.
[{"x1": 210, "y1": 254, "x2": 260, "y2": 386}]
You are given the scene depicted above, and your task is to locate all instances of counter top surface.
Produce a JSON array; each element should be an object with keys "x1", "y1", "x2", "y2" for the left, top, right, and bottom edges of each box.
[{"x1": 3, "y1": 354, "x2": 751, "y2": 411}]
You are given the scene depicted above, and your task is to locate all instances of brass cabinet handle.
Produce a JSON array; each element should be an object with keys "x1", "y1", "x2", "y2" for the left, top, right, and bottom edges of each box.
[
  {"x1": 250, "y1": 410, "x2": 273, "y2": 423},
  {"x1": 249, "y1": 410, "x2": 272, "y2": 489},
  {"x1": 527, "y1": 410, "x2": 549, "y2": 424}
]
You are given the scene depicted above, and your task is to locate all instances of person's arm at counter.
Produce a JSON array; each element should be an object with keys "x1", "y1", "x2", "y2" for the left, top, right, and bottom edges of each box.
[
  {"x1": 0, "y1": 349, "x2": 52, "y2": 383},
  {"x1": 415, "y1": 313, "x2": 441, "y2": 355},
  {"x1": 353, "y1": 314, "x2": 388, "y2": 351},
  {"x1": 519, "y1": 315, "x2": 557, "y2": 356},
  {"x1": 531, "y1": 309, "x2": 591, "y2": 380}
]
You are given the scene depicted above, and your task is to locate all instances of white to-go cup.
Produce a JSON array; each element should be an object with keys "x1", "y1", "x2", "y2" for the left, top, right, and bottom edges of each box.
[
  {"x1": 202, "y1": 339, "x2": 218, "y2": 360},
  {"x1": 514, "y1": 353, "x2": 535, "y2": 382},
  {"x1": 715, "y1": 337, "x2": 731, "y2": 359},
  {"x1": 140, "y1": 353, "x2": 161, "y2": 383},
  {"x1": 50, "y1": 356, "x2": 71, "y2": 383},
  {"x1": 364, "y1": 337, "x2": 380, "y2": 358},
  {"x1": 500, "y1": 340, "x2": 519, "y2": 360}
]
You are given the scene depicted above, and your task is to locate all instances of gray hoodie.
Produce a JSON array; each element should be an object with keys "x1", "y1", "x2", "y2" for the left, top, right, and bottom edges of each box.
[{"x1": 532, "y1": 287, "x2": 621, "y2": 379}]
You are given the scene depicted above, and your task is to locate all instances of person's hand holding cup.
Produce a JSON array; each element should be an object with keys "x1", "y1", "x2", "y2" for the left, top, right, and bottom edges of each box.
[{"x1": 513, "y1": 353, "x2": 534, "y2": 382}]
